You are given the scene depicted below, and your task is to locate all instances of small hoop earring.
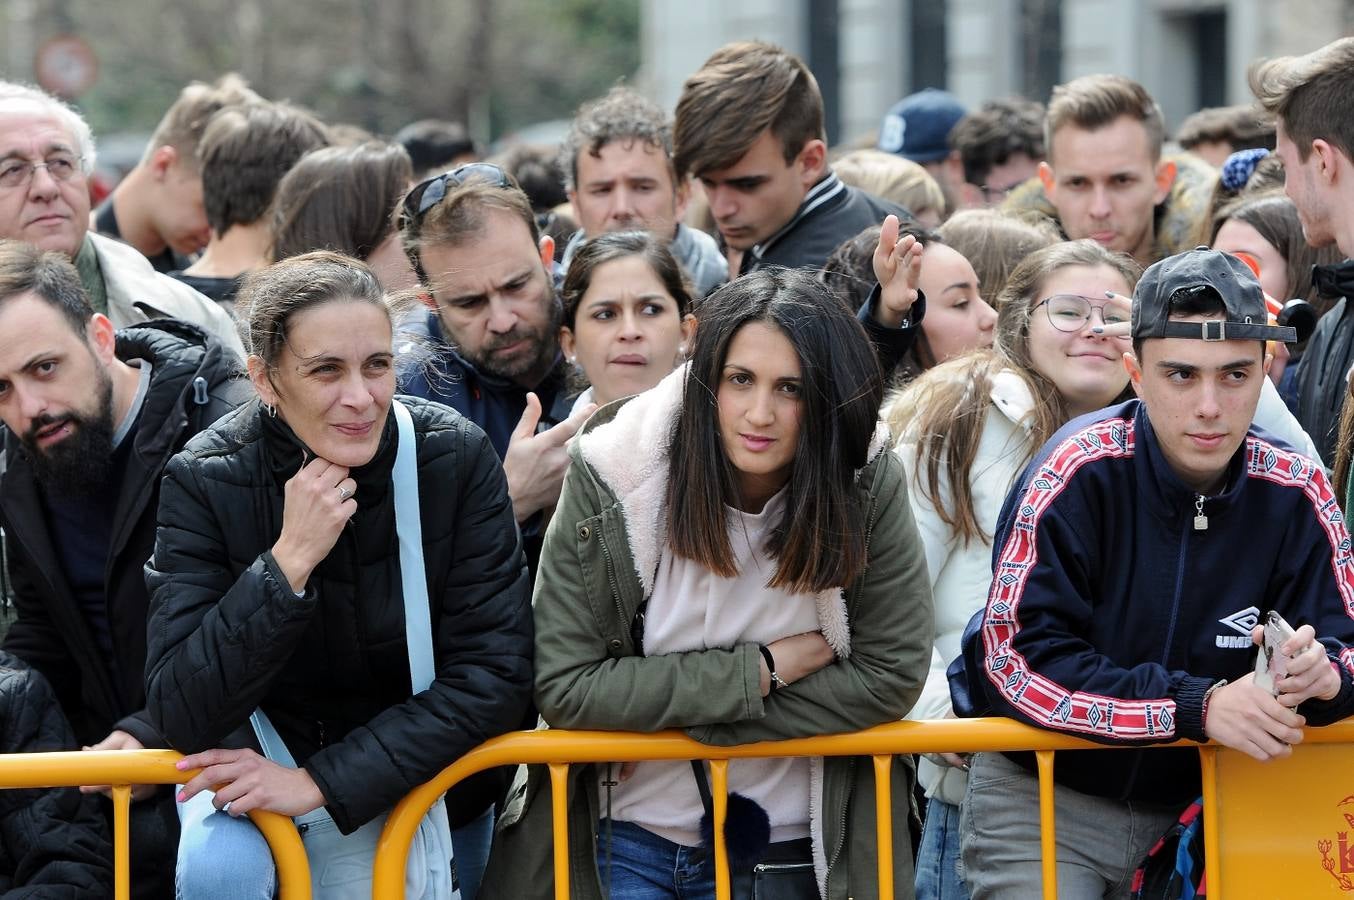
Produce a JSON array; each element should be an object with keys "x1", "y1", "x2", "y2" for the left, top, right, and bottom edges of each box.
[{"x1": 264, "y1": 402, "x2": 277, "y2": 417}]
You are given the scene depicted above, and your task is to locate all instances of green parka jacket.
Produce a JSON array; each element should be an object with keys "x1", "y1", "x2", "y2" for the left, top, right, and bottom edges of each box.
[{"x1": 479, "y1": 366, "x2": 934, "y2": 900}]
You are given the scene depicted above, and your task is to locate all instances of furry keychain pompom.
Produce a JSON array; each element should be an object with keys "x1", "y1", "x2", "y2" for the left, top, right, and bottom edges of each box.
[{"x1": 699, "y1": 791, "x2": 771, "y2": 866}]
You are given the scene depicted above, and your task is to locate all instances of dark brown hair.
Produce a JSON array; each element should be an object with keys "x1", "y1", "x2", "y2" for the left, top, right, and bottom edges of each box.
[
  {"x1": 561, "y1": 231, "x2": 693, "y2": 329},
  {"x1": 238, "y1": 250, "x2": 395, "y2": 378},
  {"x1": 666, "y1": 268, "x2": 883, "y2": 593},
  {"x1": 271, "y1": 142, "x2": 412, "y2": 262},
  {"x1": 949, "y1": 97, "x2": 1046, "y2": 186},
  {"x1": 399, "y1": 170, "x2": 541, "y2": 278},
  {"x1": 0, "y1": 240, "x2": 92, "y2": 335},
  {"x1": 886, "y1": 240, "x2": 1141, "y2": 544},
  {"x1": 1175, "y1": 104, "x2": 1274, "y2": 152},
  {"x1": 673, "y1": 41, "x2": 824, "y2": 178},
  {"x1": 1250, "y1": 37, "x2": 1354, "y2": 163},
  {"x1": 199, "y1": 102, "x2": 329, "y2": 235}
]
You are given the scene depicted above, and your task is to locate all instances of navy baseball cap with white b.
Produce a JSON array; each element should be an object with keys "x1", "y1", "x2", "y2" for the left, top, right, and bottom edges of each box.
[
  {"x1": 1131, "y1": 247, "x2": 1297, "y2": 344},
  {"x1": 877, "y1": 88, "x2": 966, "y2": 163}
]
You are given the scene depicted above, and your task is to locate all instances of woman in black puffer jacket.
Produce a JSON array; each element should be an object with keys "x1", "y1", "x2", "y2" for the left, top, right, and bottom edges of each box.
[{"x1": 143, "y1": 251, "x2": 531, "y2": 900}]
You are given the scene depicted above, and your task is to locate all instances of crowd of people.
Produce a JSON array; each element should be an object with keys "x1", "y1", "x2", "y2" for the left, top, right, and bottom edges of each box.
[{"x1": 0, "y1": 29, "x2": 1352, "y2": 900}]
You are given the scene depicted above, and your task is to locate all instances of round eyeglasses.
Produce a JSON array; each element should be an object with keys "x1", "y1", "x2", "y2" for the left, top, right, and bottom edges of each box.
[{"x1": 1033, "y1": 294, "x2": 1132, "y2": 333}]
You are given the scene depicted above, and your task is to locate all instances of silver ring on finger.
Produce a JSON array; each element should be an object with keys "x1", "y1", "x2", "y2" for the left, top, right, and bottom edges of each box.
[
  {"x1": 337, "y1": 485, "x2": 354, "y2": 501},
  {"x1": 220, "y1": 800, "x2": 233, "y2": 815}
]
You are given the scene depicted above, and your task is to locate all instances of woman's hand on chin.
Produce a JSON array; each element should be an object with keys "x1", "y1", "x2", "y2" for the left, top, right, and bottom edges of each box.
[
  {"x1": 176, "y1": 748, "x2": 327, "y2": 818},
  {"x1": 272, "y1": 455, "x2": 358, "y2": 593}
]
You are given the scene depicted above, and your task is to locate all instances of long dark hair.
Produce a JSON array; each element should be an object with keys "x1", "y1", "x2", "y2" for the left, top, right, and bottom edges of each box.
[{"x1": 666, "y1": 268, "x2": 883, "y2": 593}]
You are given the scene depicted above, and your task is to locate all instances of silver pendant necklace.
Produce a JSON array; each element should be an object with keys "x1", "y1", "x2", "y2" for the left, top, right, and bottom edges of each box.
[{"x1": 1193, "y1": 494, "x2": 1208, "y2": 531}]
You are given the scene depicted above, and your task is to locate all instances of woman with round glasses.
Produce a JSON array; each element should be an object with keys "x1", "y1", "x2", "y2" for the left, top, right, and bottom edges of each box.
[{"x1": 884, "y1": 239, "x2": 1140, "y2": 900}]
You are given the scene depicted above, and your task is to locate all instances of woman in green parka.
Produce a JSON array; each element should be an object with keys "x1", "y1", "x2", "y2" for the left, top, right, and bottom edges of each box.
[{"x1": 479, "y1": 268, "x2": 935, "y2": 900}]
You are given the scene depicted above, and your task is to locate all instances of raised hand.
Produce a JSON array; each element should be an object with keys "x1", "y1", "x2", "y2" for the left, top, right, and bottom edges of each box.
[
  {"x1": 502, "y1": 392, "x2": 596, "y2": 523},
  {"x1": 871, "y1": 214, "x2": 923, "y2": 328}
]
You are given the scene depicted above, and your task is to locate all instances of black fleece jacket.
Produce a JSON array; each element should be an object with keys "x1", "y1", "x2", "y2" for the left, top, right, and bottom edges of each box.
[{"x1": 143, "y1": 397, "x2": 532, "y2": 832}]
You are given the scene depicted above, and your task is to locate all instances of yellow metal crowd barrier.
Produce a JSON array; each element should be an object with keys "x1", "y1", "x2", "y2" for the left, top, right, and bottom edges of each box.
[
  {"x1": 0, "y1": 749, "x2": 310, "y2": 900},
  {"x1": 373, "y1": 717, "x2": 1354, "y2": 900}
]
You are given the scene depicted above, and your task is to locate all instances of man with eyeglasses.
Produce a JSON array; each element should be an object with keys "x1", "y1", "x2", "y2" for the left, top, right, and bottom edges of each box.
[
  {"x1": 398, "y1": 163, "x2": 593, "y2": 574},
  {"x1": 950, "y1": 247, "x2": 1354, "y2": 897},
  {"x1": 0, "y1": 82, "x2": 241, "y2": 358},
  {"x1": 948, "y1": 98, "x2": 1045, "y2": 211}
]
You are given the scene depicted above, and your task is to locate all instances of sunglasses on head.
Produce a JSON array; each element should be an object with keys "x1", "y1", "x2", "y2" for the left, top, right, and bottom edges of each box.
[{"x1": 400, "y1": 163, "x2": 514, "y2": 228}]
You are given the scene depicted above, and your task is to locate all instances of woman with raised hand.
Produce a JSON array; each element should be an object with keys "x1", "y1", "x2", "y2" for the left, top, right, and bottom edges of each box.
[
  {"x1": 558, "y1": 231, "x2": 697, "y2": 413},
  {"x1": 144, "y1": 251, "x2": 531, "y2": 900},
  {"x1": 887, "y1": 240, "x2": 1142, "y2": 900},
  {"x1": 481, "y1": 267, "x2": 933, "y2": 900}
]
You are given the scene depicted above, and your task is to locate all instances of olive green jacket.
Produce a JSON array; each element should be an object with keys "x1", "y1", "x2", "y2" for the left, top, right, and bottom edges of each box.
[{"x1": 478, "y1": 367, "x2": 934, "y2": 900}]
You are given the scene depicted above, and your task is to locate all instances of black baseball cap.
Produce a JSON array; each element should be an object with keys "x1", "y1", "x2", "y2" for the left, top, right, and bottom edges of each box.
[{"x1": 1128, "y1": 247, "x2": 1296, "y2": 344}]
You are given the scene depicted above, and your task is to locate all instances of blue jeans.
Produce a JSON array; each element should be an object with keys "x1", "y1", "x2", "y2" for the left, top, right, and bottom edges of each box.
[
  {"x1": 451, "y1": 806, "x2": 494, "y2": 900},
  {"x1": 915, "y1": 796, "x2": 969, "y2": 900},
  {"x1": 175, "y1": 788, "x2": 491, "y2": 900},
  {"x1": 175, "y1": 789, "x2": 274, "y2": 900},
  {"x1": 594, "y1": 819, "x2": 814, "y2": 900}
]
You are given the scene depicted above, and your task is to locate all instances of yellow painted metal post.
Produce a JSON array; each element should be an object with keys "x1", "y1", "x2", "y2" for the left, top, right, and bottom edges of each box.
[
  {"x1": 711, "y1": 760, "x2": 731, "y2": 900},
  {"x1": 1199, "y1": 748, "x2": 1220, "y2": 899},
  {"x1": 872, "y1": 755, "x2": 894, "y2": 899},
  {"x1": 549, "y1": 763, "x2": 571, "y2": 900},
  {"x1": 112, "y1": 785, "x2": 131, "y2": 900},
  {"x1": 1035, "y1": 750, "x2": 1058, "y2": 900}
]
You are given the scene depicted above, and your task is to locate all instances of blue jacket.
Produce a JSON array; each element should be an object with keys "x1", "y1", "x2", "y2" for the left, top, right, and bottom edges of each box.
[
  {"x1": 951, "y1": 399, "x2": 1354, "y2": 804},
  {"x1": 397, "y1": 309, "x2": 574, "y2": 460}
]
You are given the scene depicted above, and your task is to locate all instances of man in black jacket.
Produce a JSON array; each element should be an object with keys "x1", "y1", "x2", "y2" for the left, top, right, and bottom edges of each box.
[
  {"x1": 0, "y1": 241, "x2": 247, "y2": 898},
  {"x1": 1252, "y1": 37, "x2": 1354, "y2": 464},
  {"x1": 673, "y1": 40, "x2": 908, "y2": 276}
]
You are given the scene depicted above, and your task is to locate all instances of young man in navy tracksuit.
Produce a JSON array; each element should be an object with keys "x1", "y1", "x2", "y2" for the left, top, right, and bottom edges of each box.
[{"x1": 951, "y1": 248, "x2": 1354, "y2": 898}]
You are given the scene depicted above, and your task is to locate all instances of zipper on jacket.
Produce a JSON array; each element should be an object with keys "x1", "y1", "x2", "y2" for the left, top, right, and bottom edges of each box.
[
  {"x1": 317, "y1": 719, "x2": 327, "y2": 748},
  {"x1": 596, "y1": 524, "x2": 629, "y2": 651},
  {"x1": 824, "y1": 757, "x2": 856, "y2": 883}
]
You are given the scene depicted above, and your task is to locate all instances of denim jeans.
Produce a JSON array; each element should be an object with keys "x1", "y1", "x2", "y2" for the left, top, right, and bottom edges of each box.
[
  {"x1": 175, "y1": 788, "x2": 492, "y2": 900},
  {"x1": 594, "y1": 819, "x2": 814, "y2": 900},
  {"x1": 915, "y1": 796, "x2": 969, "y2": 900},
  {"x1": 959, "y1": 752, "x2": 1181, "y2": 899}
]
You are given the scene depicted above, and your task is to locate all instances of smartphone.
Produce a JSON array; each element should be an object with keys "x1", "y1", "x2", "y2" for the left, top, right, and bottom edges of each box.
[{"x1": 1253, "y1": 610, "x2": 1296, "y2": 696}]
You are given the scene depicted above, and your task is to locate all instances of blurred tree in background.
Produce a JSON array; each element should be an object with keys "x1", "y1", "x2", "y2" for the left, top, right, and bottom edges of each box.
[{"x1": 3, "y1": 0, "x2": 638, "y2": 143}]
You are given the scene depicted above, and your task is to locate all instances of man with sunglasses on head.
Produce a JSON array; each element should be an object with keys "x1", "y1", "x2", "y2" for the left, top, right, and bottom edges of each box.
[
  {"x1": 398, "y1": 164, "x2": 593, "y2": 573},
  {"x1": 0, "y1": 82, "x2": 242, "y2": 357},
  {"x1": 950, "y1": 247, "x2": 1354, "y2": 898}
]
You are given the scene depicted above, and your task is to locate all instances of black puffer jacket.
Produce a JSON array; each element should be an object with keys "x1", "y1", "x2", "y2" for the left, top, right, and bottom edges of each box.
[
  {"x1": 0, "y1": 652, "x2": 111, "y2": 897},
  {"x1": 1, "y1": 320, "x2": 246, "y2": 748},
  {"x1": 143, "y1": 397, "x2": 532, "y2": 833}
]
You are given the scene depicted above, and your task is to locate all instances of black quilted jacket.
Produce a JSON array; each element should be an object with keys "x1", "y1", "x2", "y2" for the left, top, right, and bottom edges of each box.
[
  {"x1": 0, "y1": 652, "x2": 111, "y2": 897},
  {"x1": 143, "y1": 397, "x2": 532, "y2": 833}
]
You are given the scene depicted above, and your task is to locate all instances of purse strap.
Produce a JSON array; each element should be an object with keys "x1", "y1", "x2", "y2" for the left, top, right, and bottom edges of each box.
[
  {"x1": 390, "y1": 398, "x2": 434, "y2": 692},
  {"x1": 251, "y1": 398, "x2": 433, "y2": 783}
]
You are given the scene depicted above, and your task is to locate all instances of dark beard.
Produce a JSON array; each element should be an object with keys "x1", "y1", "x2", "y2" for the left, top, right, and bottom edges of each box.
[{"x1": 22, "y1": 371, "x2": 117, "y2": 499}]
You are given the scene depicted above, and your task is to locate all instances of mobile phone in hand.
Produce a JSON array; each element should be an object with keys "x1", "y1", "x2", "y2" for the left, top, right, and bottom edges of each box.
[{"x1": 1253, "y1": 610, "x2": 1296, "y2": 696}]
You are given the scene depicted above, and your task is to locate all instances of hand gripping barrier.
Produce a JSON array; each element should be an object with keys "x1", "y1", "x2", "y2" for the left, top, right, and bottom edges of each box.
[
  {"x1": 372, "y1": 717, "x2": 1354, "y2": 899},
  {"x1": 0, "y1": 749, "x2": 310, "y2": 900}
]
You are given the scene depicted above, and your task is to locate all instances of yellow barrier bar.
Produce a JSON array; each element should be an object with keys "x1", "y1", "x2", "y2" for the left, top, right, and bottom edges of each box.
[
  {"x1": 1035, "y1": 750, "x2": 1057, "y2": 900},
  {"x1": 711, "y1": 760, "x2": 730, "y2": 900},
  {"x1": 0, "y1": 750, "x2": 309, "y2": 899},
  {"x1": 112, "y1": 784, "x2": 130, "y2": 900},
  {"x1": 1200, "y1": 747, "x2": 1220, "y2": 898},
  {"x1": 872, "y1": 754, "x2": 893, "y2": 899},
  {"x1": 549, "y1": 763, "x2": 570, "y2": 900},
  {"x1": 375, "y1": 718, "x2": 1354, "y2": 898}
]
